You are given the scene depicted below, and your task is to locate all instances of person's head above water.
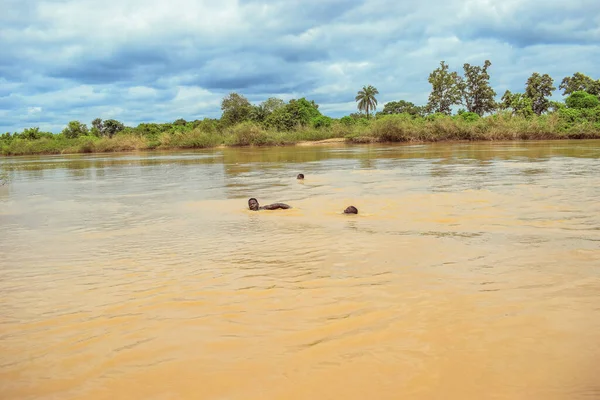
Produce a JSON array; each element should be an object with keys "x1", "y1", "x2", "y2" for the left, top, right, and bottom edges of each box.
[
  {"x1": 248, "y1": 198, "x2": 259, "y2": 211},
  {"x1": 344, "y1": 206, "x2": 358, "y2": 214},
  {"x1": 297, "y1": 173, "x2": 304, "y2": 180}
]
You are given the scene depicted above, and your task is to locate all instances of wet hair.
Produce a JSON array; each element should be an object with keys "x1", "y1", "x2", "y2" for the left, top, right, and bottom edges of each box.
[
  {"x1": 297, "y1": 173, "x2": 304, "y2": 179},
  {"x1": 344, "y1": 206, "x2": 358, "y2": 214}
]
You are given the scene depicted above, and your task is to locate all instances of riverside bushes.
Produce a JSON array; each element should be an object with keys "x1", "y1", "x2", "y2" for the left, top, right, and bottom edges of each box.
[{"x1": 2, "y1": 112, "x2": 600, "y2": 156}]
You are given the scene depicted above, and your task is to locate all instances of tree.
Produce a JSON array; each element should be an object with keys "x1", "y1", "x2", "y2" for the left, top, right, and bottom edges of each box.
[
  {"x1": 248, "y1": 97, "x2": 286, "y2": 123},
  {"x1": 525, "y1": 73, "x2": 556, "y2": 115},
  {"x1": 20, "y1": 127, "x2": 41, "y2": 140},
  {"x1": 565, "y1": 91, "x2": 600, "y2": 109},
  {"x1": 249, "y1": 105, "x2": 268, "y2": 123},
  {"x1": 62, "y1": 121, "x2": 89, "y2": 139},
  {"x1": 173, "y1": 118, "x2": 187, "y2": 126},
  {"x1": 264, "y1": 98, "x2": 322, "y2": 131},
  {"x1": 221, "y1": 93, "x2": 252, "y2": 126},
  {"x1": 103, "y1": 119, "x2": 125, "y2": 138},
  {"x1": 559, "y1": 72, "x2": 600, "y2": 96},
  {"x1": 500, "y1": 90, "x2": 534, "y2": 118},
  {"x1": 261, "y1": 97, "x2": 285, "y2": 114},
  {"x1": 90, "y1": 118, "x2": 124, "y2": 137},
  {"x1": 460, "y1": 60, "x2": 497, "y2": 116},
  {"x1": 380, "y1": 100, "x2": 424, "y2": 116},
  {"x1": 355, "y1": 85, "x2": 379, "y2": 119},
  {"x1": 426, "y1": 61, "x2": 462, "y2": 115},
  {"x1": 90, "y1": 118, "x2": 103, "y2": 137}
]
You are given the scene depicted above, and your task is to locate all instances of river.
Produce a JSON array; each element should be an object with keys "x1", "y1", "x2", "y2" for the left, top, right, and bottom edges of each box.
[{"x1": 1, "y1": 141, "x2": 599, "y2": 400}]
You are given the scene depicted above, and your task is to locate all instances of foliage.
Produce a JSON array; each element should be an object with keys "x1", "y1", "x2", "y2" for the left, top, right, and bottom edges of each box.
[
  {"x1": 103, "y1": 119, "x2": 125, "y2": 138},
  {"x1": 559, "y1": 72, "x2": 600, "y2": 96},
  {"x1": 380, "y1": 100, "x2": 424, "y2": 117},
  {"x1": 549, "y1": 101, "x2": 566, "y2": 112},
  {"x1": 558, "y1": 106, "x2": 600, "y2": 123},
  {"x1": 525, "y1": 72, "x2": 556, "y2": 115},
  {"x1": 312, "y1": 115, "x2": 332, "y2": 128},
  {"x1": 90, "y1": 118, "x2": 125, "y2": 138},
  {"x1": 565, "y1": 91, "x2": 600, "y2": 109},
  {"x1": 456, "y1": 111, "x2": 480, "y2": 122},
  {"x1": 501, "y1": 90, "x2": 534, "y2": 118},
  {"x1": 62, "y1": 121, "x2": 89, "y2": 139},
  {"x1": 221, "y1": 92, "x2": 253, "y2": 126},
  {"x1": 460, "y1": 60, "x2": 497, "y2": 116},
  {"x1": 426, "y1": 61, "x2": 462, "y2": 115},
  {"x1": 261, "y1": 97, "x2": 285, "y2": 113},
  {"x1": 248, "y1": 98, "x2": 286, "y2": 123},
  {"x1": 355, "y1": 85, "x2": 379, "y2": 119},
  {"x1": 16, "y1": 127, "x2": 53, "y2": 140},
  {"x1": 264, "y1": 98, "x2": 321, "y2": 131}
]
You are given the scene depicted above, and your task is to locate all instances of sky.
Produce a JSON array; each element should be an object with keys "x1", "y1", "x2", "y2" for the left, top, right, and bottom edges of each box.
[{"x1": 1, "y1": 0, "x2": 599, "y2": 133}]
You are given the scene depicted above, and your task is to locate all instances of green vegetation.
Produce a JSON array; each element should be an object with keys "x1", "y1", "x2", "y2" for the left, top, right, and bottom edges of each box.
[
  {"x1": 355, "y1": 85, "x2": 379, "y2": 119},
  {"x1": 2, "y1": 65, "x2": 600, "y2": 156}
]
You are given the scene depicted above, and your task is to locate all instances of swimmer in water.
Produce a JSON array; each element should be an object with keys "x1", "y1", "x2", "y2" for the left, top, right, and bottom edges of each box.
[
  {"x1": 297, "y1": 173, "x2": 304, "y2": 180},
  {"x1": 343, "y1": 206, "x2": 358, "y2": 214},
  {"x1": 248, "y1": 198, "x2": 291, "y2": 211}
]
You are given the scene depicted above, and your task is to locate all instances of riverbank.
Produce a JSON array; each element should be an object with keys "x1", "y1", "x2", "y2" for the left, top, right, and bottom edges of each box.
[{"x1": 2, "y1": 114, "x2": 600, "y2": 156}]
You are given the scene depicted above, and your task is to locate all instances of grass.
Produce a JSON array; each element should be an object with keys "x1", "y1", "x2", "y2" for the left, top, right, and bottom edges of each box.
[{"x1": 2, "y1": 114, "x2": 600, "y2": 156}]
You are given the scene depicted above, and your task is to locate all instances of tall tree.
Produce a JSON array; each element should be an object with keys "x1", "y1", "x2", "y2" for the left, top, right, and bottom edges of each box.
[
  {"x1": 460, "y1": 60, "x2": 497, "y2": 116},
  {"x1": 525, "y1": 73, "x2": 556, "y2": 115},
  {"x1": 559, "y1": 72, "x2": 600, "y2": 96},
  {"x1": 221, "y1": 93, "x2": 252, "y2": 126},
  {"x1": 426, "y1": 61, "x2": 462, "y2": 115},
  {"x1": 355, "y1": 85, "x2": 379, "y2": 119}
]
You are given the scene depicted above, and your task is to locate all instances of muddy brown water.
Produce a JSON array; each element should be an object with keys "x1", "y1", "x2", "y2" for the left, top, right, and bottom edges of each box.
[{"x1": 1, "y1": 141, "x2": 599, "y2": 400}]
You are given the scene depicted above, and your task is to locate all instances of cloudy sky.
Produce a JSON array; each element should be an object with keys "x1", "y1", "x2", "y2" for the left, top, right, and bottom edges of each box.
[{"x1": 1, "y1": 0, "x2": 599, "y2": 133}]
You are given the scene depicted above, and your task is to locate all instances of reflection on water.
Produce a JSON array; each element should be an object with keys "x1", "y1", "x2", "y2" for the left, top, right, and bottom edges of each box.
[{"x1": 1, "y1": 140, "x2": 600, "y2": 400}]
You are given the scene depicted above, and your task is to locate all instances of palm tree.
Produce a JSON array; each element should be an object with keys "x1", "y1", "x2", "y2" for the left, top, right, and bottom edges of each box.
[{"x1": 355, "y1": 85, "x2": 379, "y2": 118}]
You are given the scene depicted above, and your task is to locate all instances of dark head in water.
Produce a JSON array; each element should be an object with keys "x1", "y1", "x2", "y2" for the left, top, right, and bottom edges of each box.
[
  {"x1": 248, "y1": 198, "x2": 260, "y2": 211},
  {"x1": 297, "y1": 173, "x2": 304, "y2": 180},
  {"x1": 344, "y1": 206, "x2": 358, "y2": 214}
]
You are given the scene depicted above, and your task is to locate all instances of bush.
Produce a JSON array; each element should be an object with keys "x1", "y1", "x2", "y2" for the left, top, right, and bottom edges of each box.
[
  {"x1": 226, "y1": 122, "x2": 267, "y2": 146},
  {"x1": 456, "y1": 112, "x2": 480, "y2": 122},
  {"x1": 312, "y1": 116, "x2": 332, "y2": 128},
  {"x1": 565, "y1": 91, "x2": 600, "y2": 109},
  {"x1": 558, "y1": 106, "x2": 600, "y2": 123}
]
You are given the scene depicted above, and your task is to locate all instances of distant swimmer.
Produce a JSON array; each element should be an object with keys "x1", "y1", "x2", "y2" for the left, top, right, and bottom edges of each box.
[
  {"x1": 297, "y1": 173, "x2": 304, "y2": 180},
  {"x1": 248, "y1": 198, "x2": 291, "y2": 211},
  {"x1": 343, "y1": 206, "x2": 358, "y2": 214}
]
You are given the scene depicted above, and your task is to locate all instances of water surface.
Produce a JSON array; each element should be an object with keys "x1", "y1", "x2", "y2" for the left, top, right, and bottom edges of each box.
[{"x1": 1, "y1": 141, "x2": 600, "y2": 399}]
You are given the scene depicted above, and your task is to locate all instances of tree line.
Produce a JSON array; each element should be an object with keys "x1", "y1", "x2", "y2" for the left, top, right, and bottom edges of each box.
[
  {"x1": 2, "y1": 62, "x2": 599, "y2": 142},
  {"x1": 380, "y1": 62, "x2": 599, "y2": 119}
]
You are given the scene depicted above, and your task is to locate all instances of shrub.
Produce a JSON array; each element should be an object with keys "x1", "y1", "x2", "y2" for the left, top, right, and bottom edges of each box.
[{"x1": 565, "y1": 91, "x2": 600, "y2": 109}]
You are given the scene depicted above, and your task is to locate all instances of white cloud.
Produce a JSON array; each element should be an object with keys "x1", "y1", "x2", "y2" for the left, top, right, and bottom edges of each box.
[
  {"x1": 27, "y1": 106, "x2": 42, "y2": 114},
  {"x1": 0, "y1": 0, "x2": 598, "y2": 132}
]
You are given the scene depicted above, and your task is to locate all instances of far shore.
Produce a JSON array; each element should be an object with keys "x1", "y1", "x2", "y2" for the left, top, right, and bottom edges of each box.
[{"x1": 2, "y1": 135, "x2": 600, "y2": 158}]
